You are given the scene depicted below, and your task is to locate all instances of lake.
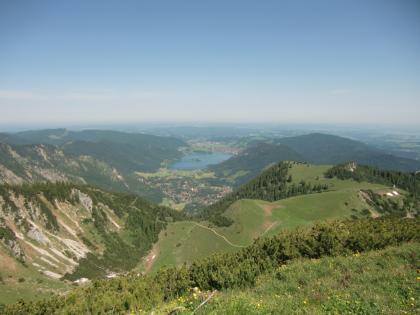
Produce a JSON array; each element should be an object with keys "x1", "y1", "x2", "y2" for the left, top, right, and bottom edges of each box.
[{"x1": 170, "y1": 152, "x2": 232, "y2": 170}]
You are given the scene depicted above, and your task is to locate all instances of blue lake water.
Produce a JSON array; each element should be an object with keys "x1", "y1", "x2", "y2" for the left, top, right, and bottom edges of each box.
[{"x1": 170, "y1": 152, "x2": 232, "y2": 170}]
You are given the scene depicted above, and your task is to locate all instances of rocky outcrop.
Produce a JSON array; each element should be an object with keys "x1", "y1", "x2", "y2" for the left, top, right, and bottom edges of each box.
[{"x1": 0, "y1": 219, "x2": 25, "y2": 261}]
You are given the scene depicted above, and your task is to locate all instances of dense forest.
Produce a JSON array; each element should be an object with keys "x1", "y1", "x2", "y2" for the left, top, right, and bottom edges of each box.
[
  {"x1": 2, "y1": 217, "x2": 418, "y2": 314},
  {"x1": 202, "y1": 161, "x2": 328, "y2": 226}
]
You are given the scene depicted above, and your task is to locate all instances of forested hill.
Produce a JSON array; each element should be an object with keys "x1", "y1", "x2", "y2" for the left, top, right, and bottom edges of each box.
[
  {"x1": 0, "y1": 128, "x2": 185, "y2": 149},
  {"x1": 203, "y1": 161, "x2": 328, "y2": 226},
  {"x1": 208, "y1": 142, "x2": 304, "y2": 185},
  {"x1": 276, "y1": 133, "x2": 420, "y2": 172},
  {"x1": 0, "y1": 182, "x2": 185, "y2": 283},
  {"x1": 0, "y1": 129, "x2": 185, "y2": 172},
  {"x1": 0, "y1": 142, "x2": 164, "y2": 202},
  {"x1": 0, "y1": 129, "x2": 187, "y2": 202},
  {"x1": 209, "y1": 133, "x2": 420, "y2": 186}
]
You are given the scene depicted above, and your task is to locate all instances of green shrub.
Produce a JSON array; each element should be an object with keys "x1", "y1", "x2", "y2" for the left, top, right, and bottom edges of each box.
[{"x1": 3, "y1": 217, "x2": 418, "y2": 314}]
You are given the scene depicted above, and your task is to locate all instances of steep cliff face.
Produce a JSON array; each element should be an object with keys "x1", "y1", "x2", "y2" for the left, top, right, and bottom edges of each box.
[
  {"x1": 0, "y1": 186, "x2": 108, "y2": 279},
  {"x1": 0, "y1": 183, "x2": 184, "y2": 282}
]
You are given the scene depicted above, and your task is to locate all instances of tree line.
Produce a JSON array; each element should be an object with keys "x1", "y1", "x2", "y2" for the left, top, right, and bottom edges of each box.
[{"x1": 202, "y1": 162, "x2": 328, "y2": 226}]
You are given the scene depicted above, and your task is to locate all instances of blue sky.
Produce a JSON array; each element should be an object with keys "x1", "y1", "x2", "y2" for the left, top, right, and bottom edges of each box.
[{"x1": 0, "y1": 0, "x2": 419, "y2": 124}]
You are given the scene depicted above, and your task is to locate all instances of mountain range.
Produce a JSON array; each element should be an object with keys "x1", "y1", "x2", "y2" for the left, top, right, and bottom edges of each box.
[
  {"x1": 212, "y1": 133, "x2": 420, "y2": 185},
  {"x1": 0, "y1": 129, "x2": 418, "y2": 311}
]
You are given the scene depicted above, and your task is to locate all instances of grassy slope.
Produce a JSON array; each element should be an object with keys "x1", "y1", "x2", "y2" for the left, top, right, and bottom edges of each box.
[
  {"x1": 0, "y1": 247, "x2": 69, "y2": 305},
  {"x1": 145, "y1": 163, "x2": 394, "y2": 272},
  {"x1": 146, "y1": 221, "x2": 239, "y2": 273},
  {"x1": 154, "y1": 242, "x2": 419, "y2": 315}
]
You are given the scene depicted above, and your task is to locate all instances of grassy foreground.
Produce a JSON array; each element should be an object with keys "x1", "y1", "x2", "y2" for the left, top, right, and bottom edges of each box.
[
  {"x1": 149, "y1": 242, "x2": 420, "y2": 314},
  {"x1": 2, "y1": 217, "x2": 418, "y2": 314}
]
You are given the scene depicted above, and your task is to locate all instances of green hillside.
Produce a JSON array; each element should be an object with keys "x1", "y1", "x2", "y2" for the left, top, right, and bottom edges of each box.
[
  {"x1": 0, "y1": 247, "x2": 69, "y2": 305},
  {"x1": 0, "y1": 142, "x2": 167, "y2": 202},
  {"x1": 277, "y1": 133, "x2": 420, "y2": 172},
  {"x1": 152, "y1": 242, "x2": 420, "y2": 315},
  {"x1": 145, "y1": 162, "x2": 399, "y2": 272},
  {"x1": 209, "y1": 142, "x2": 304, "y2": 185},
  {"x1": 209, "y1": 134, "x2": 420, "y2": 186},
  {"x1": 0, "y1": 182, "x2": 185, "y2": 304},
  {"x1": 0, "y1": 129, "x2": 187, "y2": 201},
  {"x1": 202, "y1": 161, "x2": 331, "y2": 226},
  {"x1": 1, "y1": 129, "x2": 186, "y2": 172},
  {"x1": 3, "y1": 217, "x2": 418, "y2": 314}
]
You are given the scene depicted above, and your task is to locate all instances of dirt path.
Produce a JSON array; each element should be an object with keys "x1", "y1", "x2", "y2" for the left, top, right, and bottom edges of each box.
[
  {"x1": 260, "y1": 221, "x2": 279, "y2": 236},
  {"x1": 143, "y1": 243, "x2": 159, "y2": 273},
  {"x1": 192, "y1": 222, "x2": 246, "y2": 248},
  {"x1": 261, "y1": 203, "x2": 278, "y2": 216},
  {"x1": 259, "y1": 202, "x2": 281, "y2": 235}
]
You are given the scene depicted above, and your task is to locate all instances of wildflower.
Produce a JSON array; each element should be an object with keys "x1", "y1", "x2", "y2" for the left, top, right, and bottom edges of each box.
[
  {"x1": 353, "y1": 252, "x2": 360, "y2": 257},
  {"x1": 417, "y1": 277, "x2": 420, "y2": 281},
  {"x1": 303, "y1": 299, "x2": 308, "y2": 305}
]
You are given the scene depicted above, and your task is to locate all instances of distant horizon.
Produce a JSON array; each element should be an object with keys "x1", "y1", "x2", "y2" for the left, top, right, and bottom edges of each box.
[
  {"x1": 1, "y1": 0, "x2": 419, "y2": 125},
  {"x1": 2, "y1": 121, "x2": 420, "y2": 134}
]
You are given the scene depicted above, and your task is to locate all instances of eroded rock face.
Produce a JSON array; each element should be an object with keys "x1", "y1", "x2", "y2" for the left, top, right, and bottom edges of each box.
[
  {"x1": 9, "y1": 239, "x2": 25, "y2": 261},
  {"x1": 27, "y1": 225, "x2": 50, "y2": 245},
  {"x1": 0, "y1": 220, "x2": 25, "y2": 261},
  {"x1": 0, "y1": 165, "x2": 24, "y2": 185},
  {"x1": 76, "y1": 190, "x2": 93, "y2": 213}
]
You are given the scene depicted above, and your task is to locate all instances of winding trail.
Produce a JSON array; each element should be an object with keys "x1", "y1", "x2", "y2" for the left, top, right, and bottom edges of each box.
[
  {"x1": 192, "y1": 222, "x2": 246, "y2": 248},
  {"x1": 260, "y1": 221, "x2": 279, "y2": 236}
]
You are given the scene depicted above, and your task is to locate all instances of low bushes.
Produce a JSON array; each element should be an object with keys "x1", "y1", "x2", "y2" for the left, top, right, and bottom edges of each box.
[{"x1": 3, "y1": 216, "x2": 418, "y2": 314}]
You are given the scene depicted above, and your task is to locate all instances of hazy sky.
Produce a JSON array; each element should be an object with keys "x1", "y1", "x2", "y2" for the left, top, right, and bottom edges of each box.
[{"x1": 1, "y1": 0, "x2": 419, "y2": 124}]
